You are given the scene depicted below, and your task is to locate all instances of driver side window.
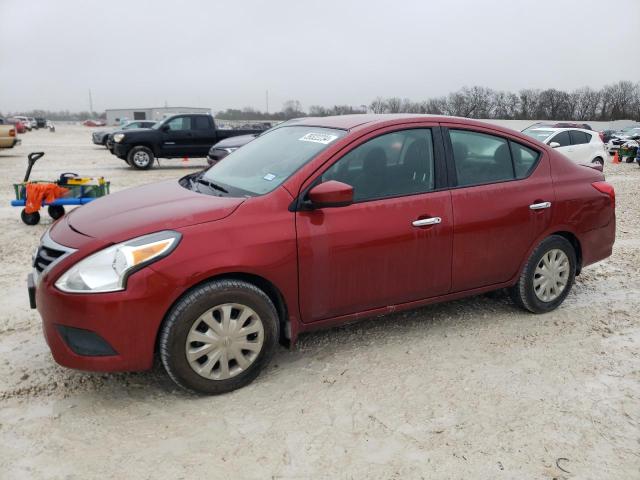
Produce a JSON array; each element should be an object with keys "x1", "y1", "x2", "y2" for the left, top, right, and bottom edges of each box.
[
  {"x1": 167, "y1": 116, "x2": 192, "y2": 131},
  {"x1": 321, "y1": 129, "x2": 435, "y2": 202}
]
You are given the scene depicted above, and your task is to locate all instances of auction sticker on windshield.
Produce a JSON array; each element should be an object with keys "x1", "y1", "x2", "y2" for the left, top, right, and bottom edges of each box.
[{"x1": 299, "y1": 132, "x2": 339, "y2": 144}]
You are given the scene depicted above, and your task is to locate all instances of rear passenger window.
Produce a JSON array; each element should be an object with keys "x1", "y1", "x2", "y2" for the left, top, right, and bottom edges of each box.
[
  {"x1": 569, "y1": 130, "x2": 590, "y2": 145},
  {"x1": 450, "y1": 130, "x2": 514, "y2": 186},
  {"x1": 550, "y1": 131, "x2": 570, "y2": 147},
  {"x1": 322, "y1": 129, "x2": 435, "y2": 202},
  {"x1": 194, "y1": 116, "x2": 210, "y2": 130},
  {"x1": 510, "y1": 141, "x2": 540, "y2": 178}
]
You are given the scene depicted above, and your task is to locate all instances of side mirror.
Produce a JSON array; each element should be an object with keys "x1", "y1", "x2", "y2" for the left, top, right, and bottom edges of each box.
[
  {"x1": 549, "y1": 141, "x2": 561, "y2": 148},
  {"x1": 307, "y1": 181, "x2": 354, "y2": 208}
]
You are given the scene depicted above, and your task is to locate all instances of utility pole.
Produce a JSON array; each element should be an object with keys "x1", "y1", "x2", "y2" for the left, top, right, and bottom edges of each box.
[
  {"x1": 266, "y1": 90, "x2": 269, "y2": 115},
  {"x1": 89, "y1": 89, "x2": 94, "y2": 116}
]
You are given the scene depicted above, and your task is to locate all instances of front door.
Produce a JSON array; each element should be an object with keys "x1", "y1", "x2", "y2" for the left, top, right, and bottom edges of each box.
[
  {"x1": 161, "y1": 116, "x2": 197, "y2": 157},
  {"x1": 548, "y1": 130, "x2": 577, "y2": 162},
  {"x1": 296, "y1": 126, "x2": 453, "y2": 323},
  {"x1": 444, "y1": 125, "x2": 554, "y2": 291}
]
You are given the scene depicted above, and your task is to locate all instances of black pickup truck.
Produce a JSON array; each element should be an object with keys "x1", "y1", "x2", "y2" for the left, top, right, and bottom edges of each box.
[{"x1": 111, "y1": 113, "x2": 265, "y2": 169}]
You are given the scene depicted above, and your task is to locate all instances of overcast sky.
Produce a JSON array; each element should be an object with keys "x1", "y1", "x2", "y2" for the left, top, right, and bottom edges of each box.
[{"x1": 1, "y1": 0, "x2": 639, "y2": 113}]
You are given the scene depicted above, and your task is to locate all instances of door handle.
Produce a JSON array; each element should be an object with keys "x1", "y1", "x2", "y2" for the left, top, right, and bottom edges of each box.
[
  {"x1": 529, "y1": 201, "x2": 551, "y2": 210},
  {"x1": 412, "y1": 217, "x2": 441, "y2": 227}
]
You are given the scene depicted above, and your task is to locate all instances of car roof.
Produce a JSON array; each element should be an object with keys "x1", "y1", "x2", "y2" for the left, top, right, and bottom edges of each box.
[
  {"x1": 527, "y1": 127, "x2": 593, "y2": 134},
  {"x1": 282, "y1": 114, "x2": 523, "y2": 132}
]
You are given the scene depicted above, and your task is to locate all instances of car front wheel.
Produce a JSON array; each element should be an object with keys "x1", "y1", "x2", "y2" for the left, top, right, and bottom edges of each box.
[
  {"x1": 510, "y1": 235, "x2": 576, "y2": 313},
  {"x1": 159, "y1": 279, "x2": 279, "y2": 395},
  {"x1": 127, "y1": 146, "x2": 154, "y2": 169}
]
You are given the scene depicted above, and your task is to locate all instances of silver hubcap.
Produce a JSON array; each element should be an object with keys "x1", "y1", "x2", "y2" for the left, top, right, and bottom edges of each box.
[
  {"x1": 533, "y1": 249, "x2": 570, "y2": 302},
  {"x1": 185, "y1": 303, "x2": 264, "y2": 380},
  {"x1": 133, "y1": 151, "x2": 150, "y2": 167}
]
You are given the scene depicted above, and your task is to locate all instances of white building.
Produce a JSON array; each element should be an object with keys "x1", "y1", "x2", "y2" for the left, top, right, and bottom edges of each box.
[{"x1": 105, "y1": 106, "x2": 211, "y2": 125}]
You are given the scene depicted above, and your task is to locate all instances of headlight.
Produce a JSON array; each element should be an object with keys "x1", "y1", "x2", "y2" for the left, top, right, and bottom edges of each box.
[
  {"x1": 113, "y1": 133, "x2": 125, "y2": 143},
  {"x1": 55, "y1": 231, "x2": 181, "y2": 293}
]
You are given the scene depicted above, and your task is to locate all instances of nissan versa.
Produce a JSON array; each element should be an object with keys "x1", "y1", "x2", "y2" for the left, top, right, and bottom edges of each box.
[{"x1": 29, "y1": 115, "x2": 616, "y2": 394}]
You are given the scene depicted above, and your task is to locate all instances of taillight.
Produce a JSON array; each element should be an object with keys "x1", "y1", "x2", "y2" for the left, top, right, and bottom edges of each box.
[
  {"x1": 9, "y1": 129, "x2": 15, "y2": 137},
  {"x1": 592, "y1": 181, "x2": 615, "y2": 207}
]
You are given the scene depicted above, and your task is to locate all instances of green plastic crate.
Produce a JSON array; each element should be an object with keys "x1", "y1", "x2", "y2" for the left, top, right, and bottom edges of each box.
[{"x1": 13, "y1": 181, "x2": 110, "y2": 201}]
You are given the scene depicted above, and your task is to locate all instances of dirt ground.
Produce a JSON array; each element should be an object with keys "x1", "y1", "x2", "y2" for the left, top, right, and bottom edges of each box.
[{"x1": 0, "y1": 124, "x2": 638, "y2": 479}]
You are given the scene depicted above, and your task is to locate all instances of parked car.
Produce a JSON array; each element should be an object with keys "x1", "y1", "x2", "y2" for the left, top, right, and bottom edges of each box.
[
  {"x1": 29, "y1": 114, "x2": 615, "y2": 394},
  {"x1": 207, "y1": 133, "x2": 259, "y2": 165},
  {"x1": 83, "y1": 119, "x2": 106, "y2": 127},
  {"x1": 92, "y1": 120, "x2": 156, "y2": 146},
  {"x1": 0, "y1": 118, "x2": 21, "y2": 149},
  {"x1": 14, "y1": 116, "x2": 32, "y2": 131},
  {"x1": 606, "y1": 127, "x2": 640, "y2": 155},
  {"x1": 110, "y1": 113, "x2": 264, "y2": 169},
  {"x1": 600, "y1": 129, "x2": 617, "y2": 144},
  {"x1": 522, "y1": 127, "x2": 607, "y2": 166},
  {"x1": 35, "y1": 117, "x2": 47, "y2": 129},
  {"x1": 7, "y1": 118, "x2": 27, "y2": 134}
]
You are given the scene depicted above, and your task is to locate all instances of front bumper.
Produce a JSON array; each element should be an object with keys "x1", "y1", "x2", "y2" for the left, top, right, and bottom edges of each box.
[
  {"x1": 33, "y1": 256, "x2": 177, "y2": 372},
  {"x1": 91, "y1": 133, "x2": 104, "y2": 145},
  {"x1": 112, "y1": 143, "x2": 132, "y2": 158}
]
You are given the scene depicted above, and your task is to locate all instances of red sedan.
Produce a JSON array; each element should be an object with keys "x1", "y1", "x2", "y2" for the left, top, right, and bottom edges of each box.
[{"x1": 29, "y1": 115, "x2": 615, "y2": 394}]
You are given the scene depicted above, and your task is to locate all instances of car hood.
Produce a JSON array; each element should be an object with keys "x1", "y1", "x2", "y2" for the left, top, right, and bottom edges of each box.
[
  {"x1": 66, "y1": 179, "x2": 245, "y2": 242},
  {"x1": 209, "y1": 134, "x2": 258, "y2": 152}
]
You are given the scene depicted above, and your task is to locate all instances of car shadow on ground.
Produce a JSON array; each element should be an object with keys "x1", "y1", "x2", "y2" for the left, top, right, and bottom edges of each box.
[{"x1": 27, "y1": 290, "x2": 522, "y2": 400}]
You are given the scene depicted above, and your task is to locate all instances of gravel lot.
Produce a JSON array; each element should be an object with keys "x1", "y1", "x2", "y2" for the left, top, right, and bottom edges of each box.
[{"x1": 0, "y1": 124, "x2": 638, "y2": 479}]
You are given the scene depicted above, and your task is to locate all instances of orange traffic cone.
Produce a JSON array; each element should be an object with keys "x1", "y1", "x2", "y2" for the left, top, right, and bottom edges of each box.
[{"x1": 612, "y1": 151, "x2": 620, "y2": 164}]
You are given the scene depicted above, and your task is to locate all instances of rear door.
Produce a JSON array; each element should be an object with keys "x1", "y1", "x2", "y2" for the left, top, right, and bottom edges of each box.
[
  {"x1": 160, "y1": 115, "x2": 198, "y2": 157},
  {"x1": 443, "y1": 125, "x2": 554, "y2": 291},
  {"x1": 568, "y1": 130, "x2": 592, "y2": 163},
  {"x1": 191, "y1": 116, "x2": 217, "y2": 156},
  {"x1": 296, "y1": 125, "x2": 453, "y2": 322}
]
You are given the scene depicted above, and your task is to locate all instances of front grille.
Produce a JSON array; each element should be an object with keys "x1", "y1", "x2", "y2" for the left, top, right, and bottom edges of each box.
[
  {"x1": 34, "y1": 245, "x2": 66, "y2": 272},
  {"x1": 32, "y1": 231, "x2": 76, "y2": 281}
]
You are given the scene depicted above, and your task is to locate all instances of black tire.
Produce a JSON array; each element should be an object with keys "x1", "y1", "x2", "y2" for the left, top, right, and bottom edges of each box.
[
  {"x1": 159, "y1": 279, "x2": 279, "y2": 395},
  {"x1": 47, "y1": 205, "x2": 65, "y2": 220},
  {"x1": 509, "y1": 235, "x2": 576, "y2": 314},
  {"x1": 592, "y1": 156, "x2": 604, "y2": 166},
  {"x1": 625, "y1": 156, "x2": 635, "y2": 163},
  {"x1": 127, "y1": 146, "x2": 154, "y2": 170},
  {"x1": 20, "y1": 209, "x2": 40, "y2": 225}
]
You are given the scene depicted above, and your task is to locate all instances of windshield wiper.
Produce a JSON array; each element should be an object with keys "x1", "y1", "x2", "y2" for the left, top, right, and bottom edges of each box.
[{"x1": 197, "y1": 177, "x2": 229, "y2": 194}]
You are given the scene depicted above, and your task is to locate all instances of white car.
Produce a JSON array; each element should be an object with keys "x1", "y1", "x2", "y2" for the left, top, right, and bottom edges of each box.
[
  {"x1": 607, "y1": 127, "x2": 640, "y2": 155},
  {"x1": 522, "y1": 127, "x2": 607, "y2": 166}
]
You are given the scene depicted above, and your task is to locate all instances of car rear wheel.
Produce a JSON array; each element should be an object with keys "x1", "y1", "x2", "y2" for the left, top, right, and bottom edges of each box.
[
  {"x1": 127, "y1": 146, "x2": 154, "y2": 169},
  {"x1": 510, "y1": 235, "x2": 576, "y2": 313},
  {"x1": 159, "y1": 279, "x2": 279, "y2": 395}
]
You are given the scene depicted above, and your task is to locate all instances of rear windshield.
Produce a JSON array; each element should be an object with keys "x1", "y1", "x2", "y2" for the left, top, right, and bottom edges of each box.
[{"x1": 201, "y1": 126, "x2": 346, "y2": 195}]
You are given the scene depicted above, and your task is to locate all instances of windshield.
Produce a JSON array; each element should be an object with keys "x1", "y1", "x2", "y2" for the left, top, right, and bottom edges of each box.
[
  {"x1": 201, "y1": 126, "x2": 346, "y2": 195},
  {"x1": 522, "y1": 128, "x2": 555, "y2": 142}
]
